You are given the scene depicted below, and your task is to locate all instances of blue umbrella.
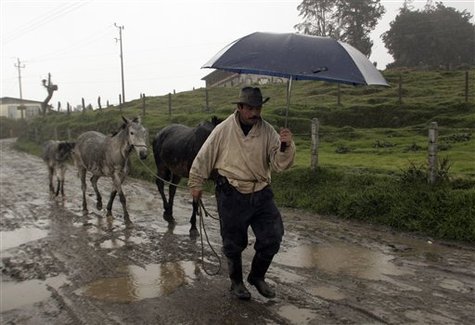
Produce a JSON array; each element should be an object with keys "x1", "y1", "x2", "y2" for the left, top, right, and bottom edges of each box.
[{"x1": 202, "y1": 32, "x2": 389, "y2": 127}]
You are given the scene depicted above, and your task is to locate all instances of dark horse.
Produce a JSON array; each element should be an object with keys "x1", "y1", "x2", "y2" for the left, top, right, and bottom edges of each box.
[
  {"x1": 73, "y1": 116, "x2": 148, "y2": 224},
  {"x1": 152, "y1": 116, "x2": 220, "y2": 234},
  {"x1": 42, "y1": 140, "x2": 75, "y2": 197}
]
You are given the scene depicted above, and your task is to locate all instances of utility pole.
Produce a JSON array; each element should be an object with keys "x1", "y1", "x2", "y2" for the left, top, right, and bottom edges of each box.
[
  {"x1": 14, "y1": 58, "x2": 26, "y2": 119},
  {"x1": 14, "y1": 58, "x2": 25, "y2": 99},
  {"x1": 114, "y1": 23, "x2": 125, "y2": 104}
]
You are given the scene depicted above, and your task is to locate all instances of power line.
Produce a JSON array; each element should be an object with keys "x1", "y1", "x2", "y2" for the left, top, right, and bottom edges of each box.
[{"x1": 4, "y1": 1, "x2": 91, "y2": 44}]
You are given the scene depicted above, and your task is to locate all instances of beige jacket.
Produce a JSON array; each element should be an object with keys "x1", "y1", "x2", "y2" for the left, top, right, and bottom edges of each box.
[{"x1": 188, "y1": 111, "x2": 295, "y2": 194}]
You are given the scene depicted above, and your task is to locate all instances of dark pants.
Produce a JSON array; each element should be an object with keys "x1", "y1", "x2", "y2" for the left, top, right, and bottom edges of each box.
[{"x1": 215, "y1": 176, "x2": 284, "y2": 260}]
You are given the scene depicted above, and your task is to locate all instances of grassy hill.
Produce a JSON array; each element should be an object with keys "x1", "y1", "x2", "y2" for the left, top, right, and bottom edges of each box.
[{"x1": 5, "y1": 68, "x2": 475, "y2": 242}]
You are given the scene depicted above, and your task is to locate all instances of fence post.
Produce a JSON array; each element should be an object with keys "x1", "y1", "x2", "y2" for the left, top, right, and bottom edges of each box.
[
  {"x1": 337, "y1": 84, "x2": 341, "y2": 106},
  {"x1": 428, "y1": 121, "x2": 438, "y2": 184},
  {"x1": 98, "y1": 96, "x2": 102, "y2": 110},
  {"x1": 398, "y1": 74, "x2": 403, "y2": 105},
  {"x1": 205, "y1": 88, "x2": 209, "y2": 112},
  {"x1": 310, "y1": 118, "x2": 320, "y2": 171},
  {"x1": 141, "y1": 93, "x2": 146, "y2": 117},
  {"x1": 168, "y1": 93, "x2": 172, "y2": 116},
  {"x1": 82, "y1": 98, "x2": 86, "y2": 113},
  {"x1": 119, "y1": 94, "x2": 122, "y2": 111},
  {"x1": 465, "y1": 71, "x2": 469, "y2": 103},
  {"x1": 67, "y1": 102, "x2": 70, "y2": 115}
]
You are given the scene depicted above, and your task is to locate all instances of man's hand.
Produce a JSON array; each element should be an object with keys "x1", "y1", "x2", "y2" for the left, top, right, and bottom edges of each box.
[
  {"x1": 191, "y1": 188, "x2": 202, "y2": 202},
  {"x1": 279, "y1": 128, "x2": 293, "y2": 148}
]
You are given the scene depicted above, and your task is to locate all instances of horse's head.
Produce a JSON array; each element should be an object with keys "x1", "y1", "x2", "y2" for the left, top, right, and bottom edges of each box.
[
  {"x1": 56, "y1": 141, "x2": 76, "y2": 161},
  {"x1": 122, "y1": 116, "x2": 148, "y2": 160}
]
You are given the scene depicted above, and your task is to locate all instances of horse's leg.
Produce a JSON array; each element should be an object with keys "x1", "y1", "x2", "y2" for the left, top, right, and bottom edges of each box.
[
  {"x1": 155, "y1": 169, "x2": 172, "y2": 222},
  {"x1": 112, "y1": 173, "x2": 131, "y2": 224},
  {"x1": 90, "y1": 175, "x2": 102, "y2": 210},
  {"x1": 190, "y1": 199, "x2": 199, "y2": 236},
  {"x1": 106, "y1": 190, "x2": 117, "y2": 217},
  {"x1": 79, "y1": 167, "x2": 88, "y2": 212},
  {"x1": 56, "y1": 165, "x2": 66, "y2": 197},
  {"x1": 166, "y1": 175, "x2": 181, "y2": 223},
  {"x1": 48, "y1": 165, "x2": 55, "y2": 196}
]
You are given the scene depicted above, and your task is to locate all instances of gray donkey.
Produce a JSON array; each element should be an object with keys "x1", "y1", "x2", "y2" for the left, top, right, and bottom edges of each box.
[
  {"x1": 73, "y1": 116, "x2": 148, "y2": 224},
  {"x1": 42, "y1": 140, "x2": 76, "y2": 197}
]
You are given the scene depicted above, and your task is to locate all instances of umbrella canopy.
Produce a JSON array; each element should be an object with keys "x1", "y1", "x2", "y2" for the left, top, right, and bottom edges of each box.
[{"x1": 203, "y1": 32, "x2": 388, "y2": 86}]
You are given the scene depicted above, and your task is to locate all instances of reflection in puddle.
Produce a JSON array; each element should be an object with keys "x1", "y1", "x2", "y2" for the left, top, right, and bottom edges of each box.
[
  {"x1": 1, "y1": 275, "x2": 67, "y2": 312},
  {"x1": 1, "y1": 227, "x2": 49, "y2": 250},
  {"x1": 278, "y1": 304, "x2": 317, "y2": 325},
  {"x1": 275, "y1": 243, "x2": 409, "y2": 281},
  {"x1": 77, "y1": 261, "x2": 198, "y2": 302}
]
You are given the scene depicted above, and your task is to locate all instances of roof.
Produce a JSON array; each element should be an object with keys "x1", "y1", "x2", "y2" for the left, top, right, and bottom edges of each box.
[{"x1": 0, "y1": 97, "x2": 43, "y2": 105}]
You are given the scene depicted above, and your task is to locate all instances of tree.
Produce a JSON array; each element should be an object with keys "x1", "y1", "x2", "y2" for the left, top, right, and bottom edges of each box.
[
  {"x1": 337, "y1": 0, "x2": 385, "y2": 56},
  {"x1": 382, "y1": 3, "x2": 475, "y2": 69},
  {"x1": 41, "y1": 73, "x2": 58, "y2": 116},
  {"x1": 294, "y1": 0, "x2": 385, "y2": 56},
  {"x1": 294, "y1": 0, "x2": 340, "y2": 38}
]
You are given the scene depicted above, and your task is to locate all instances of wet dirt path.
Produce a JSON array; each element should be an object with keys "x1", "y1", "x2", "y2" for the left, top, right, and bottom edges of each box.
[{"x1": 1, "y1": 138, "x2": 474, "y2": 324}]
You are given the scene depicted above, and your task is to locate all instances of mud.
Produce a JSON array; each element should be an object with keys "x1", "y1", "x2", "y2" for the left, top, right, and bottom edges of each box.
[{"x1": 1, "y1": 138, "x2": 474, "y2": 324}]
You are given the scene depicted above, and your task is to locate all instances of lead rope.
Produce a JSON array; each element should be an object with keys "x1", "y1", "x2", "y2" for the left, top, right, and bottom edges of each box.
[
  {"x1": 136, "y1": 153, "x2": 222, "y2": 275},
  {"x1": 197, "y1": 199, "x2": 221, "y2": 275}
]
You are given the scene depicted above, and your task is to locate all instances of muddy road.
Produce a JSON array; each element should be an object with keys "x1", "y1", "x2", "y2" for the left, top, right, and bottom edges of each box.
[{"x1": 1, "y1": 138, "x2": 474, "y2": 324}]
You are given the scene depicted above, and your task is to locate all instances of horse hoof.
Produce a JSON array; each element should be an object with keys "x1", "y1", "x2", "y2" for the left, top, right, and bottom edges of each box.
[
  {"x1": 189, "y1": 228, "x2": 199, "y2": 238},
  {"x1": 163, "y1": 215, "x2": 175, "y2": 223}
]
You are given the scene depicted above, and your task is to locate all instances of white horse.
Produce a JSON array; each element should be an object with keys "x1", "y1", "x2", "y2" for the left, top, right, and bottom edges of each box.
[{"x1": 73, "y1": 116, "x2": 148, "y2": 224}]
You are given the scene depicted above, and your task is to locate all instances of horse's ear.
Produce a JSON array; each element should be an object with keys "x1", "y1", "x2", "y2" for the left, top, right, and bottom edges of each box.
[
  {"x1": 212, "y1": 115, "x2": 220, "y2": 126},
  {"x1": 132, "y1": 116, "x2": 141, "y2": 124},
  {"x1": 122, "y1": 115, "x2": 130, "y2": 124}
]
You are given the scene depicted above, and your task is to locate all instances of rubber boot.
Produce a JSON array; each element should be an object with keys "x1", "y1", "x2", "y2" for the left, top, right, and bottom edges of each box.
[
  {"x1": 227, "y1": 256, "x2": 251, "y2": 300},
  {"x1": 247, "y1": 254, "x2": 276, "y2": 298}
]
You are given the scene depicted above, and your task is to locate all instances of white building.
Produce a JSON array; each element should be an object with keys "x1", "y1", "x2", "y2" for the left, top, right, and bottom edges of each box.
[
  {"x1": 0, "y1": 97, "x2": 42, "y2": 120},
  {"x1": 201, "y1": 70, "x2": 287, "y2": 88}
]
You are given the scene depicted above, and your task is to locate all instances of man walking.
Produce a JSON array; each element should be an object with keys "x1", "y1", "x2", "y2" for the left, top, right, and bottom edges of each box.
[{"x1": 188, "y1": 87, "x2": 295, "y2": 300}]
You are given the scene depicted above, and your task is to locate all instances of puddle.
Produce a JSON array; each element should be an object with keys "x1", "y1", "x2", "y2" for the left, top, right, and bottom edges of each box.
[
  {"x1": 153, "y1": 224, "x2": 191, "y2": 236},
  {"x1": 306, "y1": 285, "x2": 346, "y2": 301},
  {"x1": 277, "y1": 304, "x2": 318, "y2": 325},
  {"x1": 1, "y1": 227, "x2": 49, "y2": 250},
  {"x1": 275, "y1": 243, "x2": 408, "y2": 281},
  {"x1": 439, "y1": 278, "x2": 471, "y2": 293},
  {"x1": 77, "y1": 261, "x2": 198, "y2": 303},
  {"x1": 1, "y1": 275, "x2": 67, "y2": 312},
  {"x1": 405, "y1": 309, "x2": 459, "y2": 324},
  {"x1": 100, "y1": 236, "x2": 148, "y2": 249}
]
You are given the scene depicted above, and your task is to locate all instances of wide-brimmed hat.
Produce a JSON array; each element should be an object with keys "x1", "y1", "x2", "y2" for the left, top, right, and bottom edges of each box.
[{"x1": 232, "y1": 87, "x2": 270, "y2": 107}]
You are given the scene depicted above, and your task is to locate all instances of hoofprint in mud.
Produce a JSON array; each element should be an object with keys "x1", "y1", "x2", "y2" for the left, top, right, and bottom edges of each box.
[{"x1": 1, "y1": 138, "x2": 474, "y2": 324}]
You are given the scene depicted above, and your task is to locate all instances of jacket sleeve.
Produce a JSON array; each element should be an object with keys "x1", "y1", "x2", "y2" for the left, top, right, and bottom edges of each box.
[{"x1": 187, "y1": 129, "x2": 220, "y2": 191}]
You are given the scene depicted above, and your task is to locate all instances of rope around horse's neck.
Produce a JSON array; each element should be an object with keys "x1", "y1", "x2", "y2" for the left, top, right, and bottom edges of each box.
[{"x1": 135, "y1": 150, "x2": 221, "y2": 275}]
